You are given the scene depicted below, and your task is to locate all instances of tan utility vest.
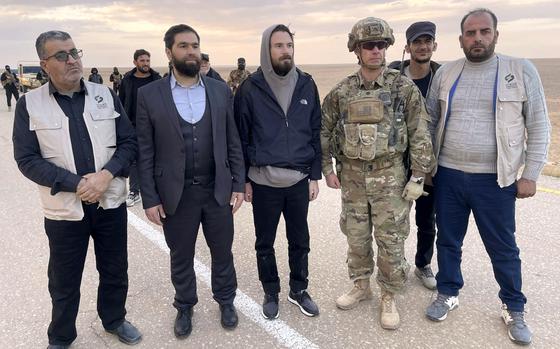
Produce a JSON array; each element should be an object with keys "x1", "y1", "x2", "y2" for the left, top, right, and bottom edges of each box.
[
  {"x1": 431, "y1": 55, "x2": 528, "y2": 187},
  {"x1": 26, "y1": 81, "x2": 127, "y2": 221}
]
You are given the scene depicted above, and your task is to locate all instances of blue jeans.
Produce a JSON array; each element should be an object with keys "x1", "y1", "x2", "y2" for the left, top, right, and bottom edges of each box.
[{"x1": 434, "y1": 166, "x2": 526, "y2": 312}]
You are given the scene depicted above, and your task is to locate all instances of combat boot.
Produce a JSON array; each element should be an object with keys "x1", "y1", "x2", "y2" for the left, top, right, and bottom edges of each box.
[
  {"x1": 336, "y1": 279, "x2": 373, "y2": 310},
  {"x1": 380, "y1": 291, "x2": 400, "y2": 330}
]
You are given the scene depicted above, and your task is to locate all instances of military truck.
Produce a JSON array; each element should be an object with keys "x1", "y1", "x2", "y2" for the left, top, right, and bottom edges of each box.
[{"x1": 18, "y1": 61, "x2": 42, "y2": 92}]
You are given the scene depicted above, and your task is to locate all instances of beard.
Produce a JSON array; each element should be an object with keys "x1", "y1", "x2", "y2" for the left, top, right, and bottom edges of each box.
[
  {"x1": 463, "y1": 39, "x2": 497, "y2": 63},
  {"x1": 272, "y1": 56, "x2": 293, "y2": 76},
  {"x1": 411, "y1": 54, "x2": 432, "y2": 64},
  {"x1": 137, "y1": 65, "x2": 150, "y2": 73},
  {"x1": 173, "y1": 55, "x2": 200, "y2": 77}
]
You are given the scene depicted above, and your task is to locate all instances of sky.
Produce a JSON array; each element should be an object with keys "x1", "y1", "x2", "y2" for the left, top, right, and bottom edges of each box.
[{"x1": 1, "y1": 0, "x2": 558, "y2": 68}]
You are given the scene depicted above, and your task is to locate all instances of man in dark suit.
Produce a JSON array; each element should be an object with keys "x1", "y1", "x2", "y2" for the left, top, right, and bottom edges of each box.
[{"x1": 136, "y1": 24, "x2": 245, "y2": 338}]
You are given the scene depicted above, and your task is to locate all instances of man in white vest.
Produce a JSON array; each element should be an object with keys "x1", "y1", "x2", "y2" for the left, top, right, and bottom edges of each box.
[
  {"x1": 425, "y1": 9, "x2": 550, "y2": 345},
  {"x1": 12, "y1": 30, "x2": 141, "y2": 349}
]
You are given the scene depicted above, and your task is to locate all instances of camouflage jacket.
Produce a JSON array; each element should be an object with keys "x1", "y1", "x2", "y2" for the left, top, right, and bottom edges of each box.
[
  {"x1": 320, "y1": 68, "x2": 435, "y2": 176},
  {"x1": 227, "y1": 69, "x2": 251, "y2": 92}
]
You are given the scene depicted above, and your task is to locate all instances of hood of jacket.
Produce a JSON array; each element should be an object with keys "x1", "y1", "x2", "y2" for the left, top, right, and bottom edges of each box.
[{"x1": 260, "y1": 24, "x2": 298, "y2": 116}]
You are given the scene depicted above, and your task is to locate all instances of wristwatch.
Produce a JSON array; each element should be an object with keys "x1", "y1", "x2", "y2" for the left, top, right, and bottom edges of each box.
[{"x1": 410, "y1": 175, "x2": 424, "y2": 185}]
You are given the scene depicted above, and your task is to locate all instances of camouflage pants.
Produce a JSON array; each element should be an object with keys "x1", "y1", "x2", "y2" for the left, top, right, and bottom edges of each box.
[{"x1": 339, "y1": 158, "x2": 411, "y2": 294}]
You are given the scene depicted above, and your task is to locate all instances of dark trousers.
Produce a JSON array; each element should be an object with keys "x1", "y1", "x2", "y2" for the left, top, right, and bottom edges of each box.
[
  {"x1": 162, "y1": 184, "x2": 237, "y2": 310},
  {"x1": 5, "y1": 85, "x2": 19, "y2": 107},
  {"x1": 252, "y1": 179, "x2": 310, "y2": 295},
  {"x1": 44, "y1": 204, "x2": 128, "y2": 345},
  {"x1": 129, "y1": 161, "x2": 140, "y2": 194},
  {"x1": 414, "y1": 184, "x2": 436, "y2": 268},
  {"x1": 434, "y1": 166, "x2": 526, "y2": 312}
]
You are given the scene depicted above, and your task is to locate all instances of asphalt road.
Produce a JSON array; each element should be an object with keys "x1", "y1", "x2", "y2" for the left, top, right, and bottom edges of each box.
[{"x1": 1, "y1": 96, "x2": 558, "y2": 348}]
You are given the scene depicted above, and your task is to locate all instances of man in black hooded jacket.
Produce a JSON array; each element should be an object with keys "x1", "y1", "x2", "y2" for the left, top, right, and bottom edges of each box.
[{"x1": 119, "y1": 49, "x2": 161, "y2": 207}]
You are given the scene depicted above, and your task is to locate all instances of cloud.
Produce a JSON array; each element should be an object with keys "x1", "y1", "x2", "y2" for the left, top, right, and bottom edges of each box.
[{"x1": 0, "y1": 0, "x2": 558, "y2": 67}]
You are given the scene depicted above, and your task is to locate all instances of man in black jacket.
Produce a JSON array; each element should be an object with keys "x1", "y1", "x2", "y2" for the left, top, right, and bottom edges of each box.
[
  {"x1": 119, "y1": 49, "x2": 161, "y2": 207},
  {"x1": 388, "y1": 21, "x2": 441, "y2": 291},
  {"x1": 200, "y1": 53, "x2": 225, "y2": 82},
  {"x1": 234, "y1": 24, "x2": 322, "y2": 320},
  {"x1": 1, "y1": 65, "x2": 19, "y2": 111}
]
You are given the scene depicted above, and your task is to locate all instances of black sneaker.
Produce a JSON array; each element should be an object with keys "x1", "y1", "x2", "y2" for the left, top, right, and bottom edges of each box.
[
  {"x1": 287, "y1": 290, "x2": 319, "y2": 317},
  {"x1": 262, "y1": 293, "x2": 279, "y2": 319}
]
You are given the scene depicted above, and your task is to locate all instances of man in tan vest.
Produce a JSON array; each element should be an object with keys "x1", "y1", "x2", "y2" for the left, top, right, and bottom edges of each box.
[{"x1": 12, "y1": 30, "x2": 141, "y2": 349}]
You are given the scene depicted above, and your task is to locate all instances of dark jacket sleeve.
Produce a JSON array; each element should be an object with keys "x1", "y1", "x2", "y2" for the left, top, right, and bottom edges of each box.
[
  {"x1": 310, "y1": 81, "x2": 322, "y2": 180},
  {"x1": 225, "y1": 86, "x2": 245, "y2": 192},
  {"x1": 119, "y1": 77, "x2": 127, "y2": 106},
  {"x1": 102, "y1": 89, "x2": 137, "y2": 177},
  {"x1": 12, "y1": 96, "x2": 82, "y2": 194},
  {"x1": 233, "y1": 80, "x2": 253, "y2": 182},
  {"x1": 135, "y1": 86, "x2": 161, "y2": 209}
]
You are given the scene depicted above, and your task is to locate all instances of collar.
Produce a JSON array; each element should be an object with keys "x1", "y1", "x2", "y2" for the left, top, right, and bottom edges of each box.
[
  {"x1": 356, "y1": 68, "x2": 386, "y2": 89},
  {"x1": 170, "y1": 71, "x2": 205, "y2": 89},
  {"x1": 48, "y1": 78, "x2": 87, "y2": 95}
]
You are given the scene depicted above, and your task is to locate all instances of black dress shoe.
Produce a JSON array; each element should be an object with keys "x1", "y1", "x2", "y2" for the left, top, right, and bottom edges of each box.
[
  {"x1": 47, "y1": 345, "x2": 69, "y2": 349},
  {"x1": 174, "y1": 307, "x2": 193, "y2": 338},
  {"x1": 106, "y1": 319, "x2": 142, "y2": 345},
  {"x1": 220, "y1": 304, "x2": 238, "y2": 330}
]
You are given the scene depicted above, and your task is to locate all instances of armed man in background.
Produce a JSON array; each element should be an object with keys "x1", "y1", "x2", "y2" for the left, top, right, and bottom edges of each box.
[
  {"x1": 388, "y1": 21, "x2": 440, "y2": 290},
  {"x1": 1, "y1": 65, "x2": 20, "y2": 111},
  {"x1": 321, "y1": 17, "x2": 435, "y2": 330},
  {"x1": 227, "y1": 57, "x2": 250, "y2": 94}
]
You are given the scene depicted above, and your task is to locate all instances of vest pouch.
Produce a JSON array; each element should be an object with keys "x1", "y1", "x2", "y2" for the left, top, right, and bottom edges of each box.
[
  {"x1": 342, "y1": 123, "x2": 360, "y2": 159},
  {"x1": 29, "y1": 114, "x2": 64, "y2": 158},
  {"x1": 87, "y1": 110, "x2": 119, "y2": 147},
  {"x1": 394, "y1": 122, "x2": 408, "y2": 152},
  {"x1": 358, "y1": 124, "x2": 377, "y2": 161},
  {"x1": 348, "y1": 98, "x2": 384, "y2": 124}
]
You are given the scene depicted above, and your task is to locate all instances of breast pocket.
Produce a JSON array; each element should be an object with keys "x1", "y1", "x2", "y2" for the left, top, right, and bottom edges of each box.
[
  {"x1": 29, "y1": 114, "x2": 64, "y2": 158},
  {"x1": 497, "y1": 89, "x2": 527, "y2": 126},
  {"x1": 87, "y1": 110, "x2": 119, "y2": 147}
]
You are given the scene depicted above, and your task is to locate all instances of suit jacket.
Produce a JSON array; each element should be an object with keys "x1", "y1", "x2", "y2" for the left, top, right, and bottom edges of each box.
[{"x1": 136, "y1": 75, "x2": 245, "y2": 215}]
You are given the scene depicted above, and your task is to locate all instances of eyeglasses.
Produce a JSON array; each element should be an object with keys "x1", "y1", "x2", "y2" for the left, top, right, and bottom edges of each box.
[
  {"x1": 43, "y1": 48, "x2": 83, "y2": 62},
  {"x1": 360, "y1": 41, "x2": 388, "y2": 51}
]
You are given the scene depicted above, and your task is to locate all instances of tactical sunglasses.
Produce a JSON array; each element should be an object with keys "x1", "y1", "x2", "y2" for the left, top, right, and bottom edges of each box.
[
  {"x1": 360, "y1": 41, "x2": 388, "y2": 51},
  {"x1": 43, "y1": 48, "x2": 83, "y2": 62}
]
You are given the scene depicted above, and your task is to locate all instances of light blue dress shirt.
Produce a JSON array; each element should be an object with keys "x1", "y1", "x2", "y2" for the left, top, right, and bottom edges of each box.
[{"x1": 170, "y1": 72, "x2": 206, "y2": 124}]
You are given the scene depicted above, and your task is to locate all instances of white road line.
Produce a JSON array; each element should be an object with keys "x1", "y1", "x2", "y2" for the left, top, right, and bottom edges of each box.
[{"x1": 127, "y1": 210, "x2": 319, "y2": 349}]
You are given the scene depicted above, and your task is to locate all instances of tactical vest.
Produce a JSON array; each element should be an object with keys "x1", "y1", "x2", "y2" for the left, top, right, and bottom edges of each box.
[
  {"x1": 25, "y1": 81, "x2": 127, "y2": 221},
  {"x1": 338, "y1": 71, "x2": 407, "y2": 161}
]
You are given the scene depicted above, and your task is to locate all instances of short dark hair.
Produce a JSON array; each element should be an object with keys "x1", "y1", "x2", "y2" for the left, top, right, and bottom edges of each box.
[
  {"x1": 270, "y1": 24, "x2": 294, "y2": 42},
  {"x1": 460, "y1": 8, "x2": 498, "y2": 33},
  {"x1": 164, "y1": 24, "x2": 200, "y2": 49},
  {"x1": 134, "y1": 49, "x2": 150, "y2": 61},
  {"x1": 35, "y1": 30, "x2": 72, "y2": 59}
]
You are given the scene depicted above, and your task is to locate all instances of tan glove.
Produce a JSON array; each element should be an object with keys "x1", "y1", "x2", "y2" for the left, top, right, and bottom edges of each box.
[{"x1": 402, "y1": 178, "x2": 428, "y2": 201}]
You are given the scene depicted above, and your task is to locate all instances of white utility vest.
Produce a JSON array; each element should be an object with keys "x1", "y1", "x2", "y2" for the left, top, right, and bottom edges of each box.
[
  {"x1": 431, "y1": 55, "x2": 528, "y2": 187},
  {"x1": 26, "y1": 81, "x2": 127, "y2": 221}
]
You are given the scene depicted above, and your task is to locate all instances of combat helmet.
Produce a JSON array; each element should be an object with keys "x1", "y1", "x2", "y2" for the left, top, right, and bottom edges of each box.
[{"x1": 348, "y1": 17, "x2": 395, "y2": 51}]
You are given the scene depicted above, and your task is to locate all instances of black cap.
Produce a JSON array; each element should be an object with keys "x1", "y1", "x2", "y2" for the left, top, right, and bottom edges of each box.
[
  {"x1": 237, "y1": 57, "x2": 246, "y2": 63},
  {"x1": 406, "y1": 21, "x2": 436, "y2": 42},
  {"x1": 201, "y1": 53, "x2": 209, "y2": 61}
]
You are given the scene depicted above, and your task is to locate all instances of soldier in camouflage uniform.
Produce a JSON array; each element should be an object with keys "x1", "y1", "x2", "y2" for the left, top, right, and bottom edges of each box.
[
  {"x1": 320, "y1": 17, "x2": 435, "y2": 329},
  {"x1": 227, "y1": 57, "x2": 251, "y2": 94}
]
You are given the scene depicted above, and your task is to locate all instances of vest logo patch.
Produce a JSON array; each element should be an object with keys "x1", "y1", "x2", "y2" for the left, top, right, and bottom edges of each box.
[
  {"x1": 94, "y1": 95, "x2": 108, "y2": 109},
  {"x1": 300, "y1": 99, "x2": 308, "y2": 105},
  {"x1": 505, "y1": 73, "x2": 518, "y2": 89}
]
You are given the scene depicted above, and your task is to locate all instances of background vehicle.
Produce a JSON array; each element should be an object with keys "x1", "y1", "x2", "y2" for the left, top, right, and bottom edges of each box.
[{"x1": 18, "y1": 61, "x2": 42, "y2": 93}]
